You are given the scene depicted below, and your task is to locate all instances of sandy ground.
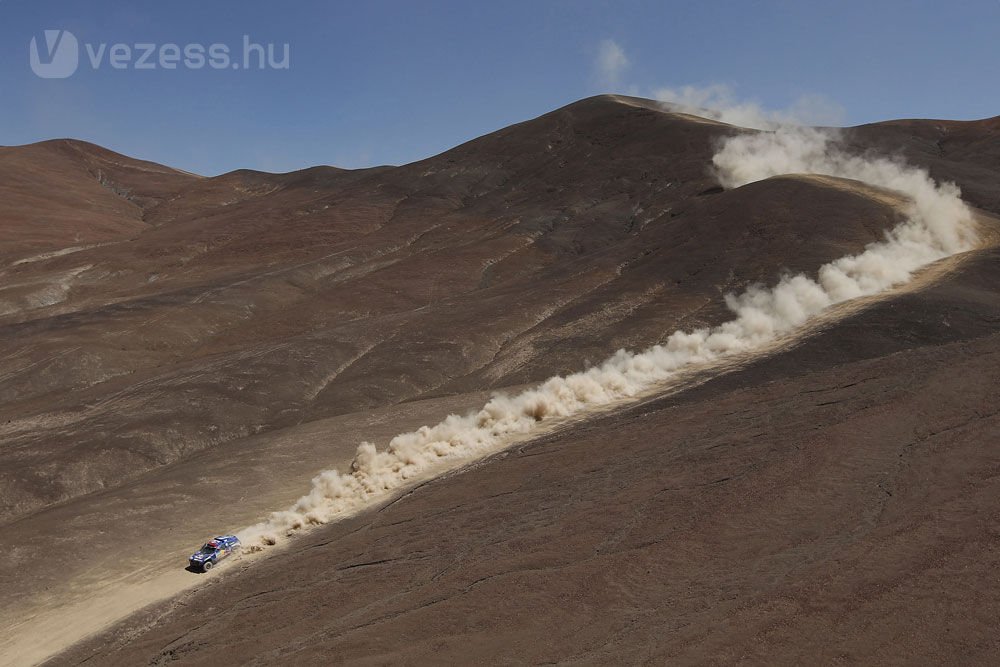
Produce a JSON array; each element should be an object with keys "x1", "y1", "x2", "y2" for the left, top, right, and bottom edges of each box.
[
  {"x1": 55, "y1": 243, "x2": 1000, "y2": 665},
  {"x1": 0, "y1": 257, "x2": 966, "y2": 666},
  {"x1": 0, "y1": 389, "x2": 509, "y2": 666},
  {"x1": 2, "y1": 95, "x2": 999, "y2": 665},
  {"x1": 5, "y1": 235, "x2": 995, "y2": 667}
]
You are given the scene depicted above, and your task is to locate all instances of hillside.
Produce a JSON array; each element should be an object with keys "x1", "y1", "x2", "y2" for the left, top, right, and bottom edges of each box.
[
  {"x1": 60, "y1": 242, "x2": 1000, "y2": 665},
  {"x1": 0, "y1": 96, "x2": 913, "y2": 523},
  {"x1": 0, "y1": 95, "x2": 998, "y2": 665}
]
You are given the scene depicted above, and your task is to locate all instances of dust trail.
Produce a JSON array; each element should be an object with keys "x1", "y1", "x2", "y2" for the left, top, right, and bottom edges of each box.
[
  {"x1": 240, "y1": 121, "x2": 978, "y2": 548},
  {"x1": 652, "y1": 83, "x2": 846, "y2": 130}
]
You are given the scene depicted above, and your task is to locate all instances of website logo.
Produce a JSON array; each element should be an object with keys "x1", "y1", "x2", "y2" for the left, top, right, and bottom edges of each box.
[
  {"x1": 28, "y1": 31, "x2": 289, "y2": 79},
  {"x1": 30, "y1": 29, "x2": 80, "y2": 79}
]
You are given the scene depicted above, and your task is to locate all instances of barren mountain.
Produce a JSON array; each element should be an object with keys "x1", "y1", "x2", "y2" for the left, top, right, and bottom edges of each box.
[
  {"x1": 61, "y1": 246, "x2": 1000, "y2": 665},
  {"x1": 1, "y1": 95, "x2": 999, "y2": 665},
  {"x1": 0, "y1": 96, "x2": 915, "y2": 523}
]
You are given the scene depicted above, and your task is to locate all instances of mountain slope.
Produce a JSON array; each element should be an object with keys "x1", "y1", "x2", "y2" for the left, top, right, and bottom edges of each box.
[
  {"x1": 0, "y1": 139, "x2": 197, "y2": 262},
  {"x1": 57, "y1": 239, "x2": 1000, "y2": 666},
  {"x1": 847, "y1": 115, "x2": 1000, "y2": 215},
  {"x1": 2, "y1": 96, "x2": 1000, "y2": 666},
  {"x1": 0, "y1": 97, "x2": 917, "y2": 522}
]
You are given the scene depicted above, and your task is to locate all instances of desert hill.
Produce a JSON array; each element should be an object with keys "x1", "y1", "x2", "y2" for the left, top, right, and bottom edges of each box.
[
  {"x1": 0, "y1": 96, "x2": 921, "y2": 523},
  {"x1": 0, "y1": 95, "x2": 998, "y2": 665},
  {"x1": 60, "y1": 243, "x2": 1000, "y2": 665}
]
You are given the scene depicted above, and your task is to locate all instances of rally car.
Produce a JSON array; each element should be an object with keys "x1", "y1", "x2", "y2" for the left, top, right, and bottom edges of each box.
[{"x1": 189, "y1": 535, "x2": 241, "y2": 571}]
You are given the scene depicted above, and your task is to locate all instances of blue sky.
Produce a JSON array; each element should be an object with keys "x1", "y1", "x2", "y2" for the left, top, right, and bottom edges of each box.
[{"x1": 2, "y1": 0, "x2": 998, "y2": 175}]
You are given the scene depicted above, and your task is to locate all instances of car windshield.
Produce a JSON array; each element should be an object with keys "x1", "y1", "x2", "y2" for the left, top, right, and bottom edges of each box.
[{"x1": 197, "y1": 544, "x2": 219, "y2": 554}]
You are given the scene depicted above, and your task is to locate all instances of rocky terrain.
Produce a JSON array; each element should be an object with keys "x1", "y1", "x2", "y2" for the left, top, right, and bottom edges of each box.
[
  {"x1": 63, "y1": 248, "x2": 1000, "y2": 664},
  {"x1": 0, "y1": 95, "x2": 998, "y2": 664}
]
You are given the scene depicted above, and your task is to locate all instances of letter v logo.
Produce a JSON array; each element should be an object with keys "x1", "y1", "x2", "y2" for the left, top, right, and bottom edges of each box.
[{"x1": 30, "y1": 29, "x2": 79, "y2": 79}]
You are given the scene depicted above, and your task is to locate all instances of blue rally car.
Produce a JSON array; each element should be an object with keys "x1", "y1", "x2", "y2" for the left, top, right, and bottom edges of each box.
[{"x1": 189, "y1": 535, "x2": 241, "y2": 571}]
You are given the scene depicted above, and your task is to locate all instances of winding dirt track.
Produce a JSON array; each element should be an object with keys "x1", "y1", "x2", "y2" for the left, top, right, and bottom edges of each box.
[
  {"x1": 0, "y1": 390, "x2": 505, "y2": 666},
  {"x1": 2, "y1": 96, "x2": 999, "y2": 665},
  {"x1": 55, "y1": 241, "x2": 1000, "y2": 665},
  {"x1": 6, "y1": 237, "x2": 991, "y2": 667}
]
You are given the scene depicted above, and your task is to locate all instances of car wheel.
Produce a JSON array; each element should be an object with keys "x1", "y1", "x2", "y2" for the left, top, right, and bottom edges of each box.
[{"x1": 202, "y1": 560, "x2": 214, "y2": 571}]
